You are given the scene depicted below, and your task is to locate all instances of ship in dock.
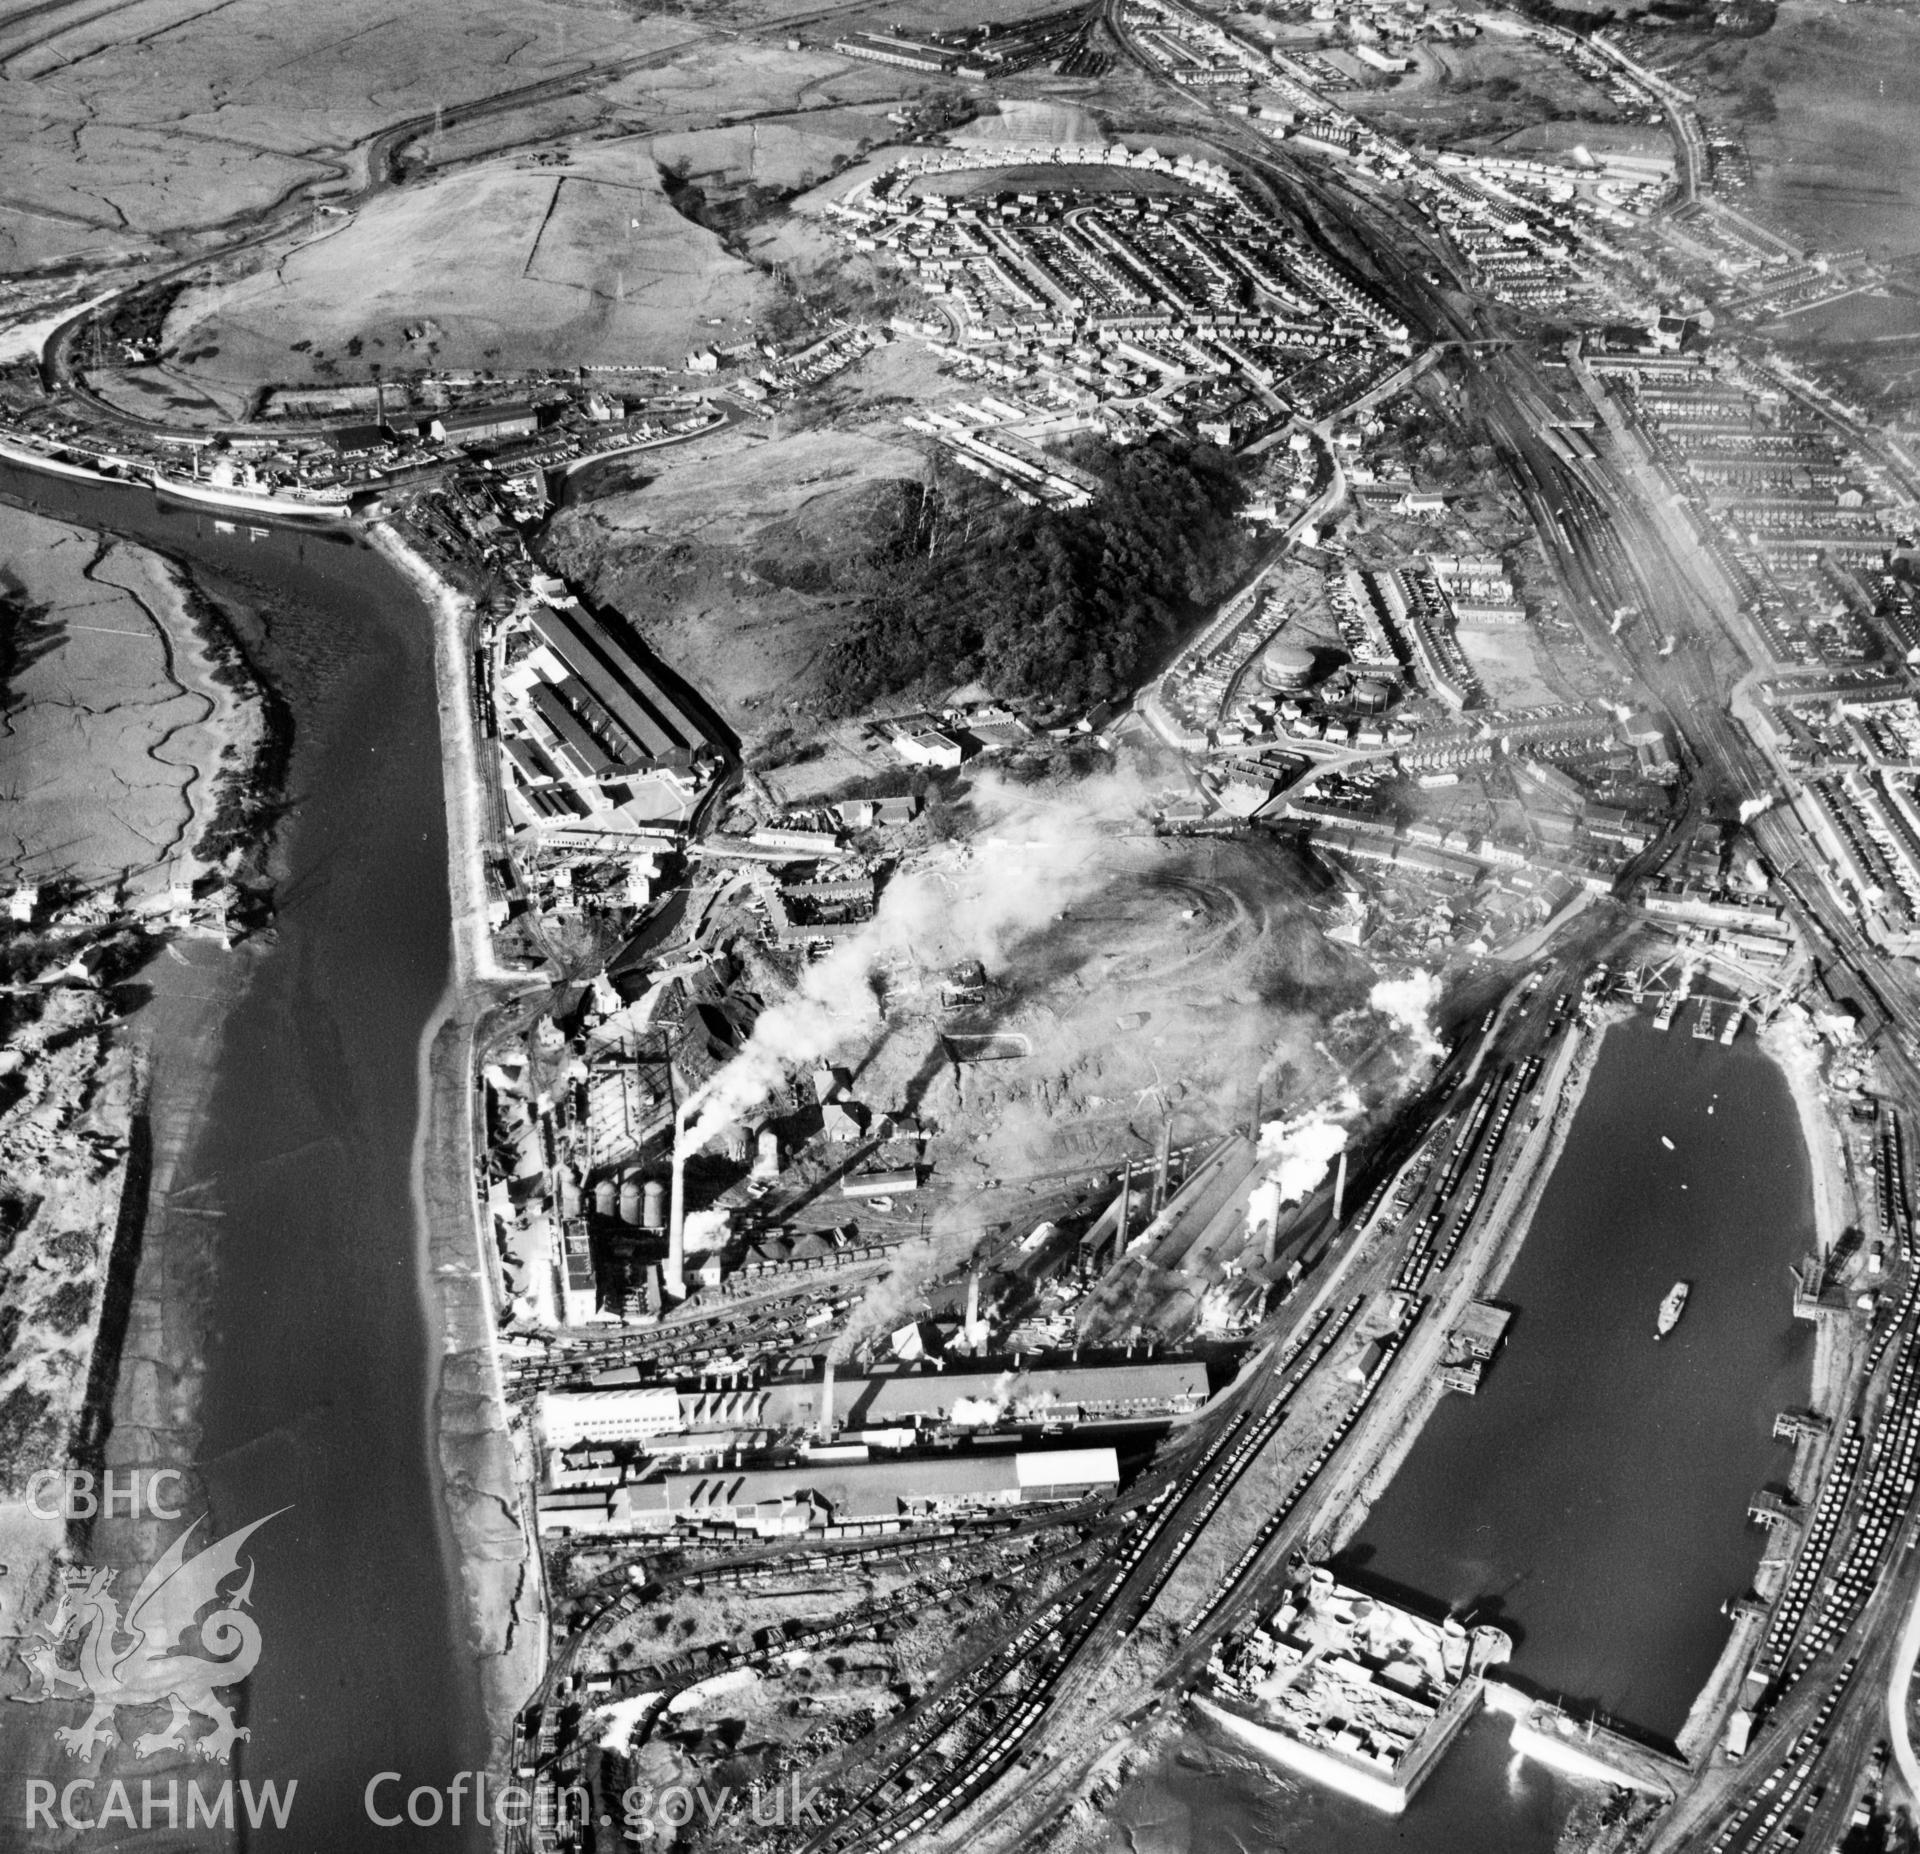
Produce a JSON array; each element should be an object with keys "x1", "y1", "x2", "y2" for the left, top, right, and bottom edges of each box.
[
  {"x1": 0, "y1": 431, "x2": 130, "y2": 485},
  {"x1": 1657, "y1": 1280, "x2": 1689, "y2": 1339},
  {"x1": 149, "y1": 466, "x2": 351, "y2": 522}
]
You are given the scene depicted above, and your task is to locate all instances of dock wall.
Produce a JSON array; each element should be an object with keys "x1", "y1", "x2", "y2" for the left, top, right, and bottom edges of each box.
[{"x1": 1192, "y1": 1696, "x2": 1410, "y2": 1814}]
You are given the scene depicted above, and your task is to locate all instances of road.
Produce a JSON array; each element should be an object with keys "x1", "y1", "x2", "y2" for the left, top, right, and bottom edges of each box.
[{"x1": 1891, "y1": 1573, "x2": 1920, "y2": 1806}]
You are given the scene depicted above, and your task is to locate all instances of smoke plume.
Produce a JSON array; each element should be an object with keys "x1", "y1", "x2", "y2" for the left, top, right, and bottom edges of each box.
[
  {"x1": 1245, "y1": 1103, "x2": 1352, "y2": 1245},
  {"x1": 1368, "y1": 969, "x2": 1444, "y2": 1060},
  {"x1": 685, "y1": 768, "x2": 1158, "y2": 1151}
]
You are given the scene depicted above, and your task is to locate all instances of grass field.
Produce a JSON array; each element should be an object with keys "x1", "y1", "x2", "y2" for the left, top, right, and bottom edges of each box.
[
  {"x1": 546, "y1": 426, "x2": 931, "y2": 734},
  {"x1": 950, "y1": 97, "x2": 1109, "y2": 147},
  {"x1": 1660, "y1": 2, "x2": 1920, "y2": 256},
  {"x1": 0, "y1": 0, "x2": 654, "y2": 273},
  {"x1": 161, "y1": 147, "x2": 779, "y2": 384},
  {"x1": 1341, "y1": 36, "x2": 1631, "y2": 146}
]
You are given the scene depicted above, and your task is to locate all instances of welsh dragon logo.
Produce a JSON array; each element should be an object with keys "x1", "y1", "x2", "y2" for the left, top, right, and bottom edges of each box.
[{"x1": 9, "y1": 1511, "x2": 280, "y2": 1762}]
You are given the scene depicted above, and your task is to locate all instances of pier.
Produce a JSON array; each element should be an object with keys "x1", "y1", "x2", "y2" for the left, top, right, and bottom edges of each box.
[{"x1": 1492, "y1": 1688, "x2": 1687, "y2": 1798}]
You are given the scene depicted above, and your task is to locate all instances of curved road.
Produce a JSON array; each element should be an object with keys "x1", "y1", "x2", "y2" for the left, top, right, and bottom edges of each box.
[{"x1": 1891, "y1": 1575, "x2": 1920, "y2": 1803}]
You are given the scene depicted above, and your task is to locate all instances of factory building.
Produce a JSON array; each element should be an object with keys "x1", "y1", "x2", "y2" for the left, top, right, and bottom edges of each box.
[
  {"x1": 542, "y1": 1384, "x2": 684, "y2": 1446},
  {"x1": 525, "y1": 604, "x2": 706, "y2": 767},
  {"x1": 830, "y1": 31, "x2": 955, "y2": 71},
  {"x1": 538, "y1": 1447, "x2": 1121, "y2": 1537},
  {"x1": 538, "y1": 1358, "x2": 1210, "y2": 1455},
  {"x1": 422, "y1": 402, "x2": 543, "y2": 447}
]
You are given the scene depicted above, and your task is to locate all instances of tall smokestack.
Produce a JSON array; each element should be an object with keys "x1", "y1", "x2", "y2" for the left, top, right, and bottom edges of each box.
[
  {"x1": 1333, "y1": 1150, "x2": 1348, "y2": 1228},
  {"x1": 1115, "y1": 1162, "x2": 1132, "y2": 1262},
  {"x1": 1153, "y1": 1121, "x2": 1172, "y2": 1217},
  {"x1": 818, "y1": 1357, "x2": 835, "y2": 1446},
  {"x1": 965, "y1": 1272, "x2": 984, "y2": 1351},
  {"x1": 666, "y1": 1100, "x2": 693, "y2": 1302}
]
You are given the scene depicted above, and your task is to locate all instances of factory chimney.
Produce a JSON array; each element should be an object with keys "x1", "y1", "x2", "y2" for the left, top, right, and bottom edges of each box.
[
  {"x1": 964, "y1": 1272, "x2": 986, "y2": 1351},
  {"x1": 666, "y1": 1097, "x2": 696, "y2": 1303},
  {"x1": 1152, "y1": 1120, "x2": 1172, "y2": 1217},
  {"x1": 1333, "y1": 1150, "x2": 1348, "y2": 1228},
  {"x1": 818, "y1": 1357, "x2": 835, "y2": 1446}
]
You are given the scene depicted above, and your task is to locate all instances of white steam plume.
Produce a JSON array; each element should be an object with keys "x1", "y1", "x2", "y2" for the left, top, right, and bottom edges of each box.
[
  {"x1": 1368, "y1": 969, "x2": 1444, "y2": 1061},
  {"x1": 685, "y1": 768, "x2": 1156, "y2": 1153},
  {"x1": 1245, "y1": 1104, "x2": 1352, "y2": 1245}
]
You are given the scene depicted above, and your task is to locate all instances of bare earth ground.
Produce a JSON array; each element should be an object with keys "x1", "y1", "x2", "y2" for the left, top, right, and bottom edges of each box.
[
  {"x1": 0, "y1": 503, "x2": 256, "y2": 894},
  {"x1": 546, "y1": 424, "x2": 932, "y2": 738},
  {"x1": 1457, "y1": 622, "x2": 1564, "y2": 709}
]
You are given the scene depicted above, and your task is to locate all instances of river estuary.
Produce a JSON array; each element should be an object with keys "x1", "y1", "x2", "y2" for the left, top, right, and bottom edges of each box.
[{"x1": 0, "y1": 463, "x2": 486, "y2": 1848}]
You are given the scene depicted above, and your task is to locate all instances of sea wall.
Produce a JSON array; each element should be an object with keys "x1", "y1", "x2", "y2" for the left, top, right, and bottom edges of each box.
[{"x1": 368, "y1": 522, "x2": 547, "y2": 1763}]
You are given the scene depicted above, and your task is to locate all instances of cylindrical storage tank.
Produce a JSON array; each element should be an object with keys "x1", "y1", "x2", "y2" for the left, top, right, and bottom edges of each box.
[
  {"x1": 642, "y1": 1179, "x2": 667, "y2": 1230},
  {"x1": 594, "y1": 1178, "x2": 617, "y2": 1219},
  {"x1": 1258, "y1": 640, "x2": 1316, "y2": 693},
  {"x1": 1352, "y1": 677, "x2": 1390, "y2": 714},
  {"x1": 619, "y1": 1178, "x2": 644, "y2": 1227}
]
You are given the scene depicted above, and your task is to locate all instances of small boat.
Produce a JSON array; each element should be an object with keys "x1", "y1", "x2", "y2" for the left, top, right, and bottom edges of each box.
[{"x1": 1657, "y1": 1281, "x2": 1690, "y2": 1339}]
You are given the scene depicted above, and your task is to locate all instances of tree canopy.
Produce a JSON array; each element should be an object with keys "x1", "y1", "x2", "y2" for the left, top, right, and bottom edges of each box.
[{"x1": 826, "y1": 436, "x2": 1254, "y2": 716}]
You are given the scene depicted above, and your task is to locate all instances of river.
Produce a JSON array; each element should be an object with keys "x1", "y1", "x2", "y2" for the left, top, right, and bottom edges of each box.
[
  {"x1": 1104, "y1": 1011, "x2": 1817, "y2": 1852},
  {"x1": 0, "y1": 464, "x2": 487, "y2": 1848}
]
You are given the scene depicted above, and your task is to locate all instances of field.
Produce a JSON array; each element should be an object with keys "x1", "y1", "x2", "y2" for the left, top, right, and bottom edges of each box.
[
  {"x1": 0, "y1": 0, "x2": 654, "y2": 274},
  {"x1": 160, "y1": 148, "x2": 780, "y2": 386},
  {"x1": 545, "y1": 425, "x2": 933, "y2": 736},
  {"x1": 950, "y1": 96, "x2": 1109, "y2": 147},
  {"x1": 1338, "y1": 35, "x2": 1632, "y2": 146},
  {"x1": 1457, "y1": 622, "x2": 1565, "y2": 710},
  {"x1": 909, "y1": 162, "x2": 1199, "y2": 199},
  {"x1": 1657, "y1": 2, "x2": 1920, "y2": 256},
  {"x1": 0, "y1": 0, "x2": 933, "y2": 285},
  {"x1": 1482, "y1": 118, "x2": 1670, "y2": 161}
]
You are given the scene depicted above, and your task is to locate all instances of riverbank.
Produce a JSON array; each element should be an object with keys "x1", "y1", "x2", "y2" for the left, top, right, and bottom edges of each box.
[
  {"x1": 1661, "y1": 1015, "x2": 1862, "y2": 1765},
  {"x1": 0, "y1": 502, "x2": 263, "y2": 896},
  {"x1": 0, "y1": 506, "x2": 269, "y2": 1791},
  {"x1": 1759, "y1": 1012, "x2": 1852, "y2": 1261},
  {"x1": 366, "y1": 522, "x2": 546, "y2": 1768},
  {"x1": 1325, "y1": 1009, "x2": 1611, "y2": 1553}
]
